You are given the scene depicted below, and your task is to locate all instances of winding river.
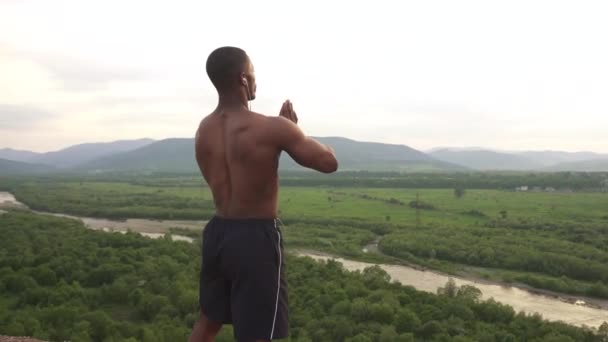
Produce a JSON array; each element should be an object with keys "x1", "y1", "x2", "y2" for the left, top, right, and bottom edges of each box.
[
  {"x1": 295, "y1": 252, "x2": 608, "y2": 328},
  {"x1": 1, "y1": 191, "x2": 607, "y2": 328},
  {"x1": 0, "y1": 191, "x2": 196, "y2": 243}
]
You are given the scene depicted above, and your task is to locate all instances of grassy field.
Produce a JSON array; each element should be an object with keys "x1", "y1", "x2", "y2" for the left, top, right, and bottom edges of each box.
[
  {"x1": 7, "y1": 179, "x2": 607, "y2": 222},
  {"x1": 2, "y1": 175, "x2": 608, "y2": 299}
]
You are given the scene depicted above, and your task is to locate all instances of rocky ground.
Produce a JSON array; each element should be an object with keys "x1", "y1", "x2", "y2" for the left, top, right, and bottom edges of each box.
[{"x1": 0, "y1": 336, "x2": 46, "y2": 342}]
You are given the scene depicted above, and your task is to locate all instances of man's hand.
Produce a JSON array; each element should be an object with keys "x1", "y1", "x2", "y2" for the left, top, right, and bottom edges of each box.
[{"x1": 279, "y1": 100, "x2": 298, "y2": 124}]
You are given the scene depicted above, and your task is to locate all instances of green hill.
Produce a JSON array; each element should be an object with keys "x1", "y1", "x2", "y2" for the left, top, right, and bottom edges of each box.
[
  {"x1": 78, "y1": 138, "x2": 196, "y2": 172},
  {"x1": 282, "y1": 137, "x2": 465, "y2": 172},
  {"x1": 515, "y1": 151, "x2": 607, "y2": 167},
  {"x1": 0, "y1": 158, "x2": 56, "y2": 175},
  {"x1": 79, "y1": 137, "x2": 465, "y2": 173},
  {"x1": 429, "y1": 149, "x2": 543, "y2": 170},
  {"x1": 546, "y1": 158, "x2": 608, "y2": 172},
  {"x1": 32, "y1": 138, "x2": 155, "y2": 168},
  {"x1": 0, "y1": 148, "x2": 41, "y2": 163}
]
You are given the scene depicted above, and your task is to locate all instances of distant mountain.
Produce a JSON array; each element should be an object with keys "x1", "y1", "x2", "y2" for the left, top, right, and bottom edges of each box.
[
  {"x1": 0, "y1": 148, "x2": 41, "y2": 163},
  {"x1": 0, "y1": 158, "x2": 56, "y2": 175},
  {"x1": 513, "y1": 151, "x2": 608, "y2": 167},
  {"x1": 427, "y1": 146, "x2": 487, "y2": 153},
  {"x1": 30, "y1": 138, "x2": 155, "y2": 168},
  {"x1": 79, "y1": 137, "x2": 465, "y2": 173},
  {"x1": 281, "y1": 137, "x2": 465, "y2": 171},
  {"x1": 545, "y1": 159, "x2": 608, "y2": 172},
  {"x1": 6, "y1": 137, "x2": 606, "y2": 173},
  {"x1": 429, "y1": 149, "x2": 543, "y2": 170},
  {"x1": 79, "y1": 138, "x2": 197, "y2": 172},
  {"x1": 429, "y1": 148, "x2": 608, "y2": 170}
]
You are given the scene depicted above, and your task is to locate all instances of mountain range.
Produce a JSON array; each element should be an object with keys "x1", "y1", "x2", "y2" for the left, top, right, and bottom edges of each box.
[
  {"x1": 1, "y1": 138, "x2": 607, "y2": 174},
  {"x1": 428, "y1": 148, "x2": 608, "y2": 171},
  {"x1": 0, "y1": 139, "x2": 154, "y2": 169},
  {"x1": 0, "y1": 158, "x2": 56, "y2": 174}
]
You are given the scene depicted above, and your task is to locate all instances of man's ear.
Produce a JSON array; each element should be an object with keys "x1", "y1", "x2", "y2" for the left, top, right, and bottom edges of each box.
[{"x1": 240, "y1": 73, "x2": 248, "y2": 86}]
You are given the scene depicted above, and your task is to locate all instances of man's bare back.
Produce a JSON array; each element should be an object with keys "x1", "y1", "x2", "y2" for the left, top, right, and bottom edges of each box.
[{"x1": 195, "y1": 101, "x2": 337, "y2": 219}]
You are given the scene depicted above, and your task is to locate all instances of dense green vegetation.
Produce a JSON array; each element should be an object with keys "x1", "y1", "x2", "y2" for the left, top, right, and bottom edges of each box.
[
  {"x1": 4, "y1": 180, "x2": 215, "y2": 220},
  {"x1": 3, "y1": 170, "x2": 608, "y2": 191},
  {"x1": 380, "y1": 223, "x2": 608, "y2": 298},
  {"x1": 279, "y1": 171, "x2": 608, "y2": 190},
  {"x1": 0, "y1": 211, "x2": 604, "y2": 341},
  {"x1": 1, "y1": 173, "x2": 608, "y2": 300}
]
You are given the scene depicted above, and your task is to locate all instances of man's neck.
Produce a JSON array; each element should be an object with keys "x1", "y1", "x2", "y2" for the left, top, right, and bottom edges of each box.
[{"x1": 218, "y1": 92, "x2": 249, "y2": 111}]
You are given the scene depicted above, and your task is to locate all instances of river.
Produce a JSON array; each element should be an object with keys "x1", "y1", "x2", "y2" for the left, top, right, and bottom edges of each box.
[
  {"x1": 0, "y1": 191, "x2": 196, "y2": 243},
  {"x1": 296, "y1": 252, "x2": 608, "y2": 328},
  {"x1": 1, "y1": 191, "x2": 607, "y2": 328}
]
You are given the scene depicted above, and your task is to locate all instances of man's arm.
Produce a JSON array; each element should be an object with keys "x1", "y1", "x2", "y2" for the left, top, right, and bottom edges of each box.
[{"x1": 271, "y1": 102, "x2": 338, "y2": 173}]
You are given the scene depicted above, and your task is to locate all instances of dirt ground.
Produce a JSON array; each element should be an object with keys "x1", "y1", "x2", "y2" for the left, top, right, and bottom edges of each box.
[{"x1": 0, "y1": 336, "x2": 46, "y2": 342}]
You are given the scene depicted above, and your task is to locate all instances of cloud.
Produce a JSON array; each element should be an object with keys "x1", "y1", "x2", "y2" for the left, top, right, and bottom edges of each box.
[
  {"x1": 1, "y1": 42, "x2": 153, "y2": 91},
  {"x1": 0, "y1": 104, "x2": 57, "y2": 129},
  {"x1": 38, "y1": 55, "x2": 149, "y2": 91}
]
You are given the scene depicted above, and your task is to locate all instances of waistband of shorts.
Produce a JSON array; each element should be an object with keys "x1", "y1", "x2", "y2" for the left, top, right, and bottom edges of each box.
[{"x1": 210, "y1": 215, "x2": 279, "y2": 227}]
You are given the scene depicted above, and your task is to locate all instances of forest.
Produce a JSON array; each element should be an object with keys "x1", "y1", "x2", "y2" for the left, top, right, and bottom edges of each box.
[
  {"x1": 1, "y1": 174, "x2": 608, "y2": 300},
  {"x1": 1, "y1": 210, "x2": 605, "y2": 341}
]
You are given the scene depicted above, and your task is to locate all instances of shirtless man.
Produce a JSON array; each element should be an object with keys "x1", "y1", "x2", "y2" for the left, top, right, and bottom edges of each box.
[{"x1": 189, "y1": 47, "x2": 338, "y2": 342}]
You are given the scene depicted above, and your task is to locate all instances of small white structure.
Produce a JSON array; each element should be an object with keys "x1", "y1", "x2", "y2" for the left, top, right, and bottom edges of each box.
[
  {"x1": 515, "y1": 186, "x2": 529, "y2": 192},
  {"x1": 575, "y1": 300, "x2": 586, "y2": 306}
]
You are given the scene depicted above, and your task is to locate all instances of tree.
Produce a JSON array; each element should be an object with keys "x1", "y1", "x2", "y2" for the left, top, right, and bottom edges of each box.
[
  {"x1": 457, "y1": 285, "x2": 482, "y2": 302},
  {"x1": 141, "y1": 327, "x2": 159, "y2": 342},
  {"x1": 32, "y1": 266, "x2": 57, "y2": 286},
  {"x1": 329, "y1": 317, "x2": 354, "y2": 341},
  {"x1": 71, "y1": 321, "x2": 91, "y2": 342},
  {"x1": 4, "y1": 274, "x2": 37, "y2": 293},
  {"x1": 378, "y1": 326, "x2": 398, "y2": 342},
  {"x1": 346, "y1": 334, "x2": 373, "y2": 342},
  {"x1": 599, "y1": 322, "x2": 608, "y2": 342},
  {"x1": 361, "y1": 266, "x2": 391, "y2": 289},
  {"x1": 396, "y1": 333, "x2": 415, "y2": 342},
  {"x1": 454, "y1": 187, "x2": 466, "y2": 199},
  {"x1": 438, "y1": 278, "x2": 458, "y2": 298},
  {"x1": 416, "y1": 321, "x2": 444, "y2": 340},
  {"x1": 82, "y1": 311, "x2": 114, "y2": 341},
  {"x1": 395, "y1": 309, "x2": 421, "y2": 333},
  {"x1": 542, "y1": 332, "x2": 576, "y2": 342},
  {"x1": 139, "y1": 294, "x2": 170, "y2": 321},
  {"x1": 2, "y1": 320, "x2": 25, "y2": 337}
]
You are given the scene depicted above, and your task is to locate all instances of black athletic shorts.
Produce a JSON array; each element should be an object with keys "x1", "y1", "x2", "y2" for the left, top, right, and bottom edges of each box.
[{"x1": 199, "y1": 216, "x2": 288, "y2": 341}]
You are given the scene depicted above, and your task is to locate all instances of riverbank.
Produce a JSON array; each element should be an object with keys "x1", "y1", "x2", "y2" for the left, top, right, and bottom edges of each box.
[
  {"x1": 0, "y1": 192, "x2": 198, "y2": 243},
  {"x1": 365, "y1": 236, "x2": 608, "y2": 312},
  {"x1": 295, "y1": 250, "x2": 608, "y2": 328},
  {"x1": 1, "y1": 191, "x2": 607, "y2": 328}
]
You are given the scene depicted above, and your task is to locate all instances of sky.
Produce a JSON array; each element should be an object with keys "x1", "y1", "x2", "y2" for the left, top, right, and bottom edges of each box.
[{"x1": 0, "y1": 0, "x2": 607, "y2": 153}]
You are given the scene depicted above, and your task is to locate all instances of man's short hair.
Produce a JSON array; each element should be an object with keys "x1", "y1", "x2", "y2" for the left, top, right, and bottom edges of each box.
[{"x1": 206, "y1": 46, "x2": 248, "y2": 91}]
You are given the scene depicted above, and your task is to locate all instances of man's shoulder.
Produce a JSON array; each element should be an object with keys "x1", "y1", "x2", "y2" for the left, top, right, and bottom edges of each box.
[
  {"x1": 246, "y1": 112, "x2": 299, "y2": 148},
  {"x1": 248, "y1": 110, "x2": 274, "y2": 121},
  {"x1": 198, "y1": 111, "x2": 220, "y2": 128},
  {"x1": 248, "y1": 111, "x2": 291, "y2": 130},
  {"x1": 249, "y1": 111, "x2": 295, "y2": 127}
]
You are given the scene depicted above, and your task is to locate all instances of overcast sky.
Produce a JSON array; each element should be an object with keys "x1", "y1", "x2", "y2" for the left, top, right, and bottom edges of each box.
[{"x1": 1, "y1": 0, "x2": 607, "y2": 153}]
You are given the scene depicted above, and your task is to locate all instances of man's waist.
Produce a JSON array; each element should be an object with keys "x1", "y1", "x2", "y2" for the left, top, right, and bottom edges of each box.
[{"x1": 211, "y1": 215, "x2": 279, "y2": 226}]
